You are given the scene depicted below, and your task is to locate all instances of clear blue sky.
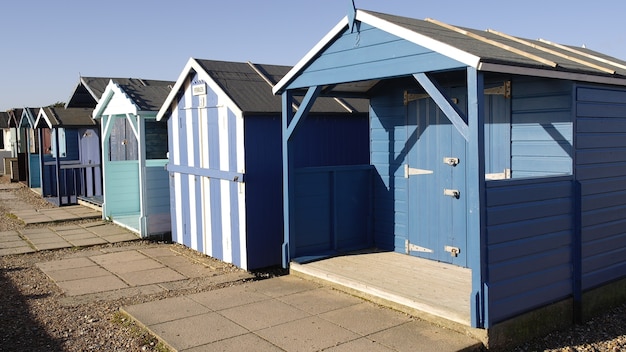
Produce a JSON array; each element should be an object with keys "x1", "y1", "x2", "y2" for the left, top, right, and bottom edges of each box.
[{"x1": 1, "y1": 0, "x2": 624, "y2": 111}]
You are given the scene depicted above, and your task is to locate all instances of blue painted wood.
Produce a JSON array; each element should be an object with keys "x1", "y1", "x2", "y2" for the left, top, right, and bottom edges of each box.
[
  {"x1": 29, "y1": 154, "x2": 40, "y2": 188},
  {"x1": 287, "y1": 25, "x2": 465, "y2": 90},
  {"x1": 103, "y1": 161, "x2": 140, "y2": 215},
  {"x1": 510, "y1": 77, "x2": 573, "y2": 178},
  {"x1": 485, "y1": 177, "x2": 574, "y2": 325}
]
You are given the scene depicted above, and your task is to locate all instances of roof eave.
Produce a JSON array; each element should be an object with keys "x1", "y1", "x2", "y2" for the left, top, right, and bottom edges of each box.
[
  {"x1": 478, "y1": 62, "x2": 626, "y2": 86},
  {"x1": 156, "y1": 57, "x2": 198, "y2": 121}
]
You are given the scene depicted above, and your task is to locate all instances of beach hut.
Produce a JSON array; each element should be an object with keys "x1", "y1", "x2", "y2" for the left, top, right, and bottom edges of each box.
[
  {"x1": 17, "y1": 108, "x2": 42, "y2": 189},
  {"x1": 273, "y1": 7, "x2": 626, "y2": 348},
  {"x1": 35, "y1": 107, "x2": 101, "y2": 206},
  {"x1": 0, "y1": 111, "x2": 12, "y2": 175},
  {"x1": 91, "y1": 79, "x2": 172, "y2": 238},
  {"x1": 156, "y1": 58, "x2": 369, "y2": 270}
]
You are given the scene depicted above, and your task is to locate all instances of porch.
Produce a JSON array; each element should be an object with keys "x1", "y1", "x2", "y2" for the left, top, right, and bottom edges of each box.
[{"x1": 290, "y1": 250, "x2": 472, "y2": 327}]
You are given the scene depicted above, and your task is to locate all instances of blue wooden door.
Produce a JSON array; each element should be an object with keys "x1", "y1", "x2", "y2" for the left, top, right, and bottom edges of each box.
[{"x1": 406, "y1": 93, "x2": 468, "y2": 267}]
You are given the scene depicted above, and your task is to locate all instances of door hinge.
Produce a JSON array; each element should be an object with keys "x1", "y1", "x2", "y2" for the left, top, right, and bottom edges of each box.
[
  {"x1": 406, "y1": 240, "x2": 434, "y2": 254},
  {"x1": 404, "y1": 164, "x2": 433, "y2": 178},
  {"x1": 484, "y1": 81, "x2": 511, "y2": 98}
]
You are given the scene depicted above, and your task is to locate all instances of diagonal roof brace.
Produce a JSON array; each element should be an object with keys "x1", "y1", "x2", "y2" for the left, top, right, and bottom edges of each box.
[{"x1": 413, "y1": 73, "x2": 469, "y2": 141}]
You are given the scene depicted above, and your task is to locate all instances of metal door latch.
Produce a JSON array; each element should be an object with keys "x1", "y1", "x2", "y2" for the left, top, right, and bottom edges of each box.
[
  {"x1": 445, "y1": 246, "x2": 461, "y2": 257},
  {"x1": 443, "y1": 157, "x2": 460, "y2": 166},
  {"x1": 443, "y1": 188, "x2": 460, "y2": 199}
]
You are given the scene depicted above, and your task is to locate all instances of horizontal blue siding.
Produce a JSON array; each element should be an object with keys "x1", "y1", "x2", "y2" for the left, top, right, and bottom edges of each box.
[
  {"x1": 288, "y1": 23, "x2": 465, "y2": 90},
  {"x1": 29, "y1": 154, "x2": 40, "y2": 188},
  {"x1": 485, "y1": 176, "x2": 574, "y2": 325},
  {"x1": 575, "y1": 85, "x2": 626, "y2": 290},
  {"x1": 510, "y1": 77, "x2": 573, "y2": 178}
]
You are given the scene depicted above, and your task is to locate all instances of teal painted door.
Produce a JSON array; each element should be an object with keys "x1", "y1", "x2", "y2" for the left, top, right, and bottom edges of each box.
[{"x1": 406, "y1": 93, "x2": 468, "y2": 267}]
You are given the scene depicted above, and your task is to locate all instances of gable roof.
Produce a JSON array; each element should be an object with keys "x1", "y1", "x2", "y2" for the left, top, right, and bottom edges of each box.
[
  {"x1": 35, "y1": 107, "x2": 96, "y2": 129},
  {"x1": 0, "y1": 112, "x2": 9, "y2": 129},
  {"x1": 66, "y1": 77, "x2": 173, "y2": 108},
  {"x1": 275, "y1": 9, "x2": 626, "y2": 94},
  {"x1": 6, "y1": 109, "x2": 23, "y2": 128},
  {"x1": 157, "y1": 58, "x2": 368, "y2": 121},
  {"x1": 92, "y1": 79, "x2": 174, "y2": 119},
  {"x1": 19, "y1": 108, "x2": 39, "y2": 127}
]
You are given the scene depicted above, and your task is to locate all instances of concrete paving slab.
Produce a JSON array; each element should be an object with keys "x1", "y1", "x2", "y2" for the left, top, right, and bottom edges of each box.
[
  {"x1": 60, "y1": 284, "x2": 165, "y2": 307},
  {"x1": 0, "y1": 239, "x2": 28, "y2": 249},
  {"x1": 101, "y1": 233, "x2": 139, "y2": 242},
  {"x1": 323, "y1": 337, "x2": 396, "y2": 352},
  {"x1": 184, "y1": 333, "x2": 284, "y2": 352},
  {"x1": 20, "y1": 228, "x2": 57, "y2": 235},
  {"x1": 57, "y1": 275, "x2": 129, "y2": 296},
  {"x1": 117, "y1": 267, "x2": 186, "y2": 286},
  {"x1": 33, "y1": 241, "x2": 72, "y2": 250},
  {"x1": 187, "y1": 284, "x2": 271, "y2": 311},
  {"x1": 43, "y1": 266, "x2": 112, "y2": 282},
  {"x1": 67, "y1": 238, "x2": 108, "y2": 247},
  {"x1": 219, "y1": 298, "x2": 310, "y2": 331},
  {"x1": 277, "y1": 287, "x2": 363, "y2": 315},
  {"x1": 319, "y1": 302, "x2": 412, "y2": 336},
  {"x1": 243, "y1": 275, "x2": 321, "y2": 298},
  {"x1": 37, "y1": 257, "x2": 97, "y2": 271},
  {"x1": 90, "y1": 251, "x2": 148, "y2": 265},
  {"x1": 150, "y1": 312, "x2": 248, "y2": 350},
  {"x1": 138, "y1": 247, "x2": 179, "y2": 258},
  {"x1": 0, "y1": 247, "x2": 35, "y2": 255},
  {"x1": 368, "y1": 320, "x2": 484, "y2": 352},
  {"x1": 104, "y1": 258, "x2": 165, "y2": 274},
  {"x1": 157, "y1": 271, "x2": 254, "y2": 291},
  {"x1": 256, "y1": 316, "x2": 360, "y2": 352},
  {"x1": 121, "y1": 296, "x2": 212, "y2": 326},
  {"x1": 152, "y1": 256, "x2": 211, "y2": 278}
]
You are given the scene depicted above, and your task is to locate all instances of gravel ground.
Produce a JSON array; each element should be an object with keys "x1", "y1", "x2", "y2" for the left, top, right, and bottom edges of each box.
[{"x1": 1, "y1": 176, "x2": 625, "y2": 351}]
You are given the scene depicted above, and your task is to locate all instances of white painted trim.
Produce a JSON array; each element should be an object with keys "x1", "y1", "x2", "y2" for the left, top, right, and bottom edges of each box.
[
  {"x1": 273, "y1": 16, "x2": 350, "y2": 94},
  {"x1": 478, "y1": 62, "x2": 626, "y2": 87},
  {"x1": 357, "y1": 11, "x2": 480, "y2": 68}
]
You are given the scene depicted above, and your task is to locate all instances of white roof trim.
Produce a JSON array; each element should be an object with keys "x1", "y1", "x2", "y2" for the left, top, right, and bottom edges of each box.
[
  {"x1": 478, "y1": 62, "x2": 626, "y2": 86},
  {"x1": 273, "y1": 16, "x2": 350, "y2": 94},
  {"x1": 156, "y1": 57, "x2": 198, "y2": 121},
  {"x1": 357, "y1": 11, "x2": 480, "y2": 68},
  {"x1": 35, "y1": 108, "x2": 53, "y2": 129}
]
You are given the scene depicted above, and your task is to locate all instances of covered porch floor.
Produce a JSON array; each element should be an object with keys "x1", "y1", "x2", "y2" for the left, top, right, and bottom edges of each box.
[{"x1": 290, "y1": 250, "x2": 472, "y2": 328}]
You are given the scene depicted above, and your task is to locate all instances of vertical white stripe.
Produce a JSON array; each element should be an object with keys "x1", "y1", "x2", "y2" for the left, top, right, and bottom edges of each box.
[
  {"x1": 218, "y1": 107, "x2": 232, "y2": 263},
  {"x1": 236, "y1": 114, "x2": 247, "y2": 269},
  {"x1": 189, "y1": 175, "x2": 198, "y2": 250},
  {"x1": 172, "y1": 107, "x2": 180, "y2": 165},
  {"x1": 202, "y1": 177, "x2": 212, "y2": 256},
  {"x1": 185, "y1": 95, "x2": 195, "y2": 168},
  {"x1": 174, "y1": 173, "x2": 183, "y2": 244}
]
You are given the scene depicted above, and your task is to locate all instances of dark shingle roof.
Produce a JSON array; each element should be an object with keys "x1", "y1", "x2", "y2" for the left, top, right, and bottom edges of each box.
[
  {"x1": 40, "y1": 107, "x2": 96, "y2": 127},
  {"x1": 366, "y1": 10, "x2": 626, "y2": 77},
  {"x1": 67, "y1": 77, "x2": 173, "y2": 108},
  {"x1": 115, "y1": 82, "x2": 173, "y2": 111},
  {"x1": 195, "y1": 59, "x2": 368, "y2": 114},
  {"x1": 0, "y1": 112, "x2": 9, "y2": 129}
]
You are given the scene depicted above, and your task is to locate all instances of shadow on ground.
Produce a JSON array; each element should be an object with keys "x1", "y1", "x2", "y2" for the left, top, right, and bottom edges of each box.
[{"x1": 0, "y1": 266, "x2": 65, "y2": 351}]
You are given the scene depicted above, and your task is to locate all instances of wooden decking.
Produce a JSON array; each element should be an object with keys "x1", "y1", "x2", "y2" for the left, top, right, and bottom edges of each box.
[{"x1": 290, "y1": 250, "x2": 472, "y2": 326}]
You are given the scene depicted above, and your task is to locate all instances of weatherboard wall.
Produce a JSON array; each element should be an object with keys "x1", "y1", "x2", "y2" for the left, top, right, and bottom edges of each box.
[
  {"x1": 167, "y1": 72, "x2": 368, "y2": 270},
  {"x1": 575, "y1": 84, "x2": 626, "y2": 291}
]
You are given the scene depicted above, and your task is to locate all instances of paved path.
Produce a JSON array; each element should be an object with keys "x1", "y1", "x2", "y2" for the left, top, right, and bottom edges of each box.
[
  {"x1": 11, "y1": 205, "x2": 102, "y2": 225},
  {"x1": 122, "y1": 275, "x2": 484, "y2": 352}
]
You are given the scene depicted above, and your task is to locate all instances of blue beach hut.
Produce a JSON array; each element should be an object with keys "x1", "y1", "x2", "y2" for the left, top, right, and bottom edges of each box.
[
  {"x1": 92, "y1": 79, "x2": 172, "y2": 238},
  {"x1": 34, "y1": 107, "x2": 101, "y2": 206},
  {"x1": 18, "y1": 108, "x2": 42, "y2": 189},
  {"x1": 157, "y1": 58, "x2": 369, "y2": 270},
  {"x1": 273, "y1": 7, "x2": 626, "y2": 348}
]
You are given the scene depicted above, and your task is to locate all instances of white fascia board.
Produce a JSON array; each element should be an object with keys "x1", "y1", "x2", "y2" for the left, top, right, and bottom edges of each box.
[
  {"x1": 35, "y1": 108, "x2": 53, "y2": 129},
  {"x1": 356, "y1": 10, "x2": 481, "y2": 68},
  {"x1": 478, "y1": 62, "x2": 626, "y2": 87},
  {"x1": 92, "y1": 80, "x2": 140, "y2": 119},
  {"x1": 273, "y1": 16, "x2": 350, "y2": 95},
  {"x1": 156, "y1": 57, "x2": 197, "y2": 121}
]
